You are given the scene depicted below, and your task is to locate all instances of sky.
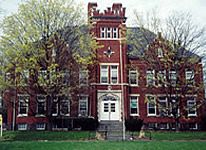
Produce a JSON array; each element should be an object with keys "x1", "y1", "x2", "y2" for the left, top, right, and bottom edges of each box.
[{"x1": 0, "y1": 0, "x2": 206, "y2": 27}]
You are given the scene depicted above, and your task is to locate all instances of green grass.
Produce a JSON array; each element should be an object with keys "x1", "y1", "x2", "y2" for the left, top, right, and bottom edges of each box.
[
  {"x1": 0, "y1": 141, "x2": 206, "y2": 150},
  {"x1": 0, "y1": 131, "x2": 95, "y2": 141},
  {"x1": 145, "y1": 131, "x2": 206, "y2": 140}
]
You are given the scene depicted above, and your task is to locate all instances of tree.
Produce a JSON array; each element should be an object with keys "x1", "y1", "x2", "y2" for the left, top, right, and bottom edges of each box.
[
  {"x1": 128, "y1": 10, "x2": 206, "y2": 130},
  {"x1": 0, "y1": 0, "x2": 98, "y2": 130}
]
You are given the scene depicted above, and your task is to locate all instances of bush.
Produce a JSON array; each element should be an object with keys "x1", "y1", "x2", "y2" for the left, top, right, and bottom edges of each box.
[
  {"x1": 73, "y1": 118, "x2": 99, "y2": 131},
  {"x1": 125, "y1": 118, "x2": 143, "y2": 132}
]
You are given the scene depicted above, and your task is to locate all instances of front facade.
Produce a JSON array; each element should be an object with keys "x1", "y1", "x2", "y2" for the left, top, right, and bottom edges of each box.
[{"x1": 4, "y1": 3, "x2": 205, "y2": 131}]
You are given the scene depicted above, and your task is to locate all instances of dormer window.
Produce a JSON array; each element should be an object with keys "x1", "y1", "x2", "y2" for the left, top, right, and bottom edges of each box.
[{"x1": 157, "y1": 48, "x2": 163, "y2": 57}]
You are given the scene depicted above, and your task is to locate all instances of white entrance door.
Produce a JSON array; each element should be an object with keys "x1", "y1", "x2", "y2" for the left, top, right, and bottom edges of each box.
[{"x1": 99, "y1": 95, "x2": 120, "y2": 121}]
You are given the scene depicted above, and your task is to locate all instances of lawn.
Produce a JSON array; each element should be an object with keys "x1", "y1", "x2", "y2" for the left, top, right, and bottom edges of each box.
[{"x1": 0, "y1": 141, "x2": 206, "y2": 150}]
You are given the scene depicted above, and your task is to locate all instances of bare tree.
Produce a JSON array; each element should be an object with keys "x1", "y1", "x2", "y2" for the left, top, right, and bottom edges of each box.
[{"x1": 128, "y1": 10, "x2": 206, "y2": 130}]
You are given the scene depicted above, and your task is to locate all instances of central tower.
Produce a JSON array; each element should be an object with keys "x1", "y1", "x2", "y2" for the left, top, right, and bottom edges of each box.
[{"x1": 88, "y1": 3, "x2": 127, "y2": 123}]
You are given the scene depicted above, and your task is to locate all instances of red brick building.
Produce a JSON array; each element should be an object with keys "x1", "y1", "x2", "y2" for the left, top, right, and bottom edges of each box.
[{"x1": 5, "y1": 3, "x2": 205, "y2": 131}]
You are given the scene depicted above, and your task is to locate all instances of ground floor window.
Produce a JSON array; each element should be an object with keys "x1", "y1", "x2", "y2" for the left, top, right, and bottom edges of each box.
[
  {"x1": 130, "y1": 96, "x2": 139, "y2": 116},
  {"x1": 158, "y1": 123, "x2": 168, "y2": 130},
  {"x1": 18, "y1": 124, "x2": 27, "y2": 130},
  {"x1": 79, "y1": 96, "x2": 88, "y2": 117},
  {"x1": 36, "y1": 123, "x2": 46, "y2": 130},
  {"x1": 147, "y1": 96, "x2": 156, "y2": 116},
  {"x1": 18, "y1": 95, "x2": 29, "y2": 116}
]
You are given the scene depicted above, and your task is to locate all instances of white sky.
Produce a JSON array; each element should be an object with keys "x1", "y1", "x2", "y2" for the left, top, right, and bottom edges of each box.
[{"x1": 1, "y1": 0, "x2": 206, "y2": 27}]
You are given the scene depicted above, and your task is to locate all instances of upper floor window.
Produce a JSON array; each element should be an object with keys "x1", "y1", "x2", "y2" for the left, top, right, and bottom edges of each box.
[
  {"x1": 129, "y1": 69, "x2": 138, "y2": 86},
  {"x1": 79, "y1": 69, "x2": 88, "y2": 86},
  {"x1": 113, "y1": 28, "x2": 118, "y2": 38},
  {"x1": 157, "y1": 70, "x2": 166, "y2": 86},
  {"x1": 110, "y1": 65, "x2": 118, "y2": 84},
  {"x1": 157, "y1": 48, "x2": 163, "y2": 57},
  {"x1": 18, "y1": 95, "x2": 29, "y2": 116},
  {"x1": 107, "y1": 28, "x2": 111, "y2": 38},
  {"x1": 19, "y1": 70, "x2": 29, "y2": 85},
  {"x1": 187, "y1": 97, "x2": 197, "y2": 116},
  {"x1": 36, "y1": 95, "x2": 46, "y2": 116},
  {"x1": 100, "y1": 27, "x2": 106, "y2": 38},
  {"x1": 130, "y1": 96, "x2": 139, "y2": 116},
  {"x1": 169, "y1": 70, "x2": 177, "y2": 86},
  {"x1": 100, "y1": 27, "x2": 118, "y2": 39},
  {"x1": 79, "y1": 96, "x2": 88, "y2": 117},
  {"x1": 185, "y1": 69, "x2": 195, "y2": 86},
  {"x1": 147, "y1": 96, "x2": 156, "y2": 116},
  {"x1": 100, "y1": 65, "x2": 109, "y2": 84},
  {"x1": 62, "y1": 69, "x2": 70, "y2": 85},
  {"x1": 146, "y1": 70, "x2": 155, "y2": 86}
]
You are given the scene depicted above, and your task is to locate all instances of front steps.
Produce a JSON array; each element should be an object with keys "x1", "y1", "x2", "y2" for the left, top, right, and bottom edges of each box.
[{"x1": 97, "y1": 121, "x2": 130, "y2": 141}]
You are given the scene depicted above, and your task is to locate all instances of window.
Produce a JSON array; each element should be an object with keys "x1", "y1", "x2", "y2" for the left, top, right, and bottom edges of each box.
[
  {"x1": 147, "y1": 70, "x2": 155, "y2": 86},
  {"x1": 147, "y1": 96, "x2": 156, "y2": 116},
  {"x1": 104, "y1": 103, "x2": 109, "y2": 112},
  {"x1": 36, "y1": 95, "x2": 46, "y2": 116},
  {"x1": 36, "y1": 123, "x2": 46, "y2": 130},
  {"x1": 129, "y1": 70, "x2": 138, "y2": 85},
  {"x1": 111, "y1": 103, "x2": 115, "y2": 112},
  {"x1": 20, "y1": 70, "x2": 29, "y2": 85},
  {"x1": 52, "y1": 96, "x2": 58, "y2": 116},
  {"x1": 18, "y1": 124, "x2": 27, "y2": 130},
  {"x1": 100, "y1": 65, "x2": 108, "y2": 83},
  {"x1": 187, "y1": 97, "x2": 197, "y2": 116},
  {"x1": 18, "y1": 95, "x2": 29, "y2": 116},
  {"x1": 158, "y1": 123, "x2": 168, "y2": 130},
  {"x1": 60, "y1": 96, "x2": 70, "y2": 116},
  {"x1": 148, "y1": 123, "x2": 156, "y2": 129},
  {"x1": 38, "y1": 70, "x2": 47, "y2": 85},
  {"x1": 100, "y1": 27, "x2": 106, "y2": 38},
  {"x1": 186, "y1": 69, "x2": 195, "y2": 86},
  {"x1": 79, "y1": 69, "x2": 88, "y2": 86},
  {"x1": 169, "y1": 97, "x2": 180, "y2": 117},
  {"x1": 113, "y1": 28, "x2": 118, "y2": 38},
  {"x1": 157, "y1": 48, "x2": 163, "y2": 57},
  {"x1": 157, "y1": 70, "x2": 166, "y2": 86},
  {"x1": 189, "y1": 123, "x2": 198, "y2": 130},
  {"x1": 158, "y1": 97, "x2": 168, "y2": 116},
  {"x1": 169, "y1": 70, "x2": 177, "y2": 86},
  {"x1": 107, "y1": 28, "x2": 111, "y2": 38},
  {"x1": 79, "y1": 96, "x2": 88, "y2": 117},
  {"x1": 130, "y1": 96, "x2": 139, "y2": 116},
  {"x1": 110, "y1": 65, "x2": 118, "y2": 84},
  {"x1": 62, "y1": 69, "x2": 70, "y2": 85}
]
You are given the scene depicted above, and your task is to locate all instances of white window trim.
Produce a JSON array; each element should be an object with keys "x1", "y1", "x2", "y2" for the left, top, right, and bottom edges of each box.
[
  {"x1": 100, "y1": 27, "x2": 106, "y2": 38},
  {"x1": 36, "y1": 123, "x2": 46, "y2": 130},
  {"x1": 60, "y1": 96, "x2": 71, "y2": 116},
  {"x1": 78, "y1": 96, "x2": 88, "y2": 117},
  {"x1": 187, "y1": 98, "x2": 197, "y2": 117},
  {"x1": 147, "y1": 96, "x2": 156, "y2": 116},
  {"x1": 157, "y1": 70, "x2": 166, "y2": 87},
  {"x1": 106, "y1": 27, "x2": 112, "y2": 39},
  {"x1": 185, "y1": 69, "x2": 195, "y2": 86},
  {"x1": 36, "y1": 95, "x2": 46, "y2": 117},
  {"x1": 130, "y1": 95, "x2": 139, "y2": 116},
  {"x1": 100, "y1": 65, "x2": 109, "y2": 84},
  {"x1": 18, "y1": 94, "x2": 29, "y2": 117},
  {"x1": 158, "y1": 96, "x2": 168, "y2": 116},
  {"x1": 169, "y1": 70, "x2": 177, "y2": 86},
  {"x1": 52, "y1": 97, "x2": 58, "y2": 116},
  {"x1": 129, "y1": 69, "x2": 138, "y2": 86},
  {"x1": 18, "y1": 124, "x2": 27, "y2": 131},
  {"x1": 146, "y1": 70, "x2": 155, "y2": 86},
  {"x1": 79, "y1": 69, "x2": 88, "y2": 86},
  {"x1": 113, "y1": 27, "x2": 118, "y2": 39},
  {"x1": 189, "y1": 123, "x2": 198, "y2": 130},
  {"x1": 110, "y1": 65, "x2": 118, "y2": 84}
]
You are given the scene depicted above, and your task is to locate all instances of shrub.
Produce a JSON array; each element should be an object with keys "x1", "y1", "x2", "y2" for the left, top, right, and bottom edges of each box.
[
  {"x1": 73, "y1": 118, "x2": 99, "y2": 131},
  {"x1": 125, "y1": 118, "x2": 143, "y2": 132}
]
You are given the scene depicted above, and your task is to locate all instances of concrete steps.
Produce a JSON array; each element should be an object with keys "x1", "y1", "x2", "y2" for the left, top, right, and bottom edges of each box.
[{"x1": 97, "y1": 121, "x2": 130, "y2": 141}]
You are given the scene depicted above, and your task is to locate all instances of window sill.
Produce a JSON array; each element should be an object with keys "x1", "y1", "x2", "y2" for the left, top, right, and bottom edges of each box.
[
  {"x1": 147, "y1": 114, "x2": 156, "y2": 117},
  {"x1": 129, "y1": 84, "x2": 138, "y2": 87},
  {"x1": 35, "y1": 114, "x2": 46, "y2": 117},
  {"x1": 130, "y1": 114, "x2": 139, "y2": 116},
  {"x1": 60, "y1": 114, "x2": 70, "y2": 116},
  {"x1": 188, "y1": 114, "x2": 197, "y2": 117}
]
